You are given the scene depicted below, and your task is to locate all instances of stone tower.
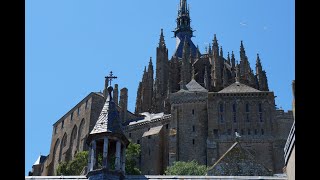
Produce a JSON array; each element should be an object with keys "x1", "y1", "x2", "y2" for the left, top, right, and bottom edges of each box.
[
  {"x1": 154, "y1": 29, "x2": 169, "y2": 113},
  {"x1": 86, "y1": 77, "x2": 129, "y2": 180}
]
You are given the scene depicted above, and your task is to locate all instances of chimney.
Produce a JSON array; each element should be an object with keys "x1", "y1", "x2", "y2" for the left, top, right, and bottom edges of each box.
[
  {"x1": 120, "y1": 88, "x2": 128, "y2": 123},
  {"x1": 113, "y1": 84, "x2": 119, "y2": 105}
]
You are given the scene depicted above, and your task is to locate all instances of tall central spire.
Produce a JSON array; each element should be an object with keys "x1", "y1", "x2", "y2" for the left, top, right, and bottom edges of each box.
[
  {"x1": 174, "y1": 0, "x2": 193, "y2": 38},
  {"x1": 180, "y1": 0, "x2": 187, "y2": 14},
  {"x1": 173, "y1": 0, "x2": 198, "y2": 58}
]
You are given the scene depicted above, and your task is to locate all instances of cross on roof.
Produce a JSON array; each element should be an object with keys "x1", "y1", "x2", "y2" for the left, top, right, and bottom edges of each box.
[{"x1": 106, "y1": 71, "x2": 117, "y2": 86}]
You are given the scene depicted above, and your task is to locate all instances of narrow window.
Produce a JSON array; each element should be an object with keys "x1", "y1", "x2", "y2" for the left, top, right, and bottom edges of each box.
[
  {"x1": 259, "y1": 113, "x2": 263, "y2": 122},
  {"x1": 54, "y1": 126, "x2": 57, "y2": 134},
  {"x1": 137, "y1": 140, "x2": 140, "y2": 144},
  {"x1": 233, "y1": 113, "x2": 237, "y2": 122},
  {"x1": 192, "y1": 139, "x2": 195, "y2": 145},
  {"x1": 220, "y1": 114, "x2": 224, "y2": 123},
  {"x1": 246, "y1": 103, "x2": 250, "y2": 112},
  {"x1": 166, "y1": 124, "x2": 169, "y2": 129},
  {"x1": 192, "y1": 109, "x2": 194, "y2": 115},
  {"x1": 248, "y1": 129, "x2": 251, "y2": 135},
  {"x1": 70, "y1": 112, "x2": 73, "y2": 121},
  {"x1": 129, "y1": 133, "x2": 131, "y2": 138},
  {"x1": 259, "y1": 103, "x2": 262, "y2": 112},
  {"x1": 61, "y1": 120, "x2": 64, "y2": 129},
  {"x1": 255, "y1": 129, "x2": 257, "y2": 135},
  {"x1": 220, "y1": 103, "x2": 224, "y2": 112},
  {"x1": 85, "y1": 100, "x2": 88, "y2": 109},
  {"x1": 233, "y1": 104, "x2": 236, "y2": 112},
  {"x1": 77, "y1": 107, "x2": 80, "y2": 116},
  {"x1": 261, "y1": 129, "x2": 264, "y2": 135},
  {"x1": 246, "y1": 114, "x2": 250, "y2": 122},
  {"x1": 192, "y1": 125, "x2": 195, "y2": 132}
]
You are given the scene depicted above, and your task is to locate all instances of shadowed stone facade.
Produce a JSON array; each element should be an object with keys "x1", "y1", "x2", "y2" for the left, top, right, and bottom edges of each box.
[{"x1": 29, "y1": 0, "x2": 294, "y2": 177}]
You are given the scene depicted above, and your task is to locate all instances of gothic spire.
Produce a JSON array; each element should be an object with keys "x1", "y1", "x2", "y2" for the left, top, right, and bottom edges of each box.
[
  {"x1": 227, "y1": 52, "x2": 231, "y2": 64},
  {"x1": 174, "y1": 0, "x2": 193, "y2": 38},
  {"x1": 231, "y1": 51, "x2": 236, "y2": 68},
  {"x1": 220, "y1": 46, "x2": 223, "y2": 58},
  {"x1": 159, "y1": 28, "x2": 166, "y2": 49},
  {"x1": 235, "y1": 61, "x2": 240, "y2": 83}
]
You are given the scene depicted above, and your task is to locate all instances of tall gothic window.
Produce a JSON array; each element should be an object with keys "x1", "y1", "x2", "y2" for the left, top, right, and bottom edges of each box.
[{"x1": 219, "y1": 103, "x2": 224, "y2": 123}]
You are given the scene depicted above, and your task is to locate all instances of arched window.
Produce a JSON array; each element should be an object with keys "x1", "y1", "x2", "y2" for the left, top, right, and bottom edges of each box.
[
  {"x1": 70, "y1": 125, "x2": 78, "y2": 159},
  {"x1": 77, "y1": 119, "x2": 85, "y2": 151},
  {"x1": 59, "y1": 133, "x2": 67, "y2": 162},
  {"x1": 51, "y1": 139, "x2": 60, "y2": 175}
]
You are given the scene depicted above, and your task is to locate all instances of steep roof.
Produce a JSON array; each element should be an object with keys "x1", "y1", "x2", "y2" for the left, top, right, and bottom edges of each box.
[
  {"x1": 90, "y1": 87, "x2": 123, "y2": 135},
  {"x1": 185, "y1": 79, "x2": 208, "y2": 92},
  {"x1": 33, "y1": 155, "x2": 47, "y2": 165},
  {"x1": 207, "y1": 141, "x2": 272, "y2": 176},
  {"x1": 218, "y1": 82, "x2": 261, "y2": 93}
]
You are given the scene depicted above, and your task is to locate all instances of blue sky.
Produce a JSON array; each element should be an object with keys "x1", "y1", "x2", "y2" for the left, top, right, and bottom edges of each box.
[{"x1": 26, "y1": 0, "x2": 295, "y2": 175}]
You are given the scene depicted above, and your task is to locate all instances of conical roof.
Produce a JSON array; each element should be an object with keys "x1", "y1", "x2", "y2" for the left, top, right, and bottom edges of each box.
[{"x1": 90, "y1": 86, "x2": 123, "y2": 135}]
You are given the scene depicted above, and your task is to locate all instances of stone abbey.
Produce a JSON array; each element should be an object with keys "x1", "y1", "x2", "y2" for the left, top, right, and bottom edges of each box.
[{"x1": 29, "y1": 0, "x2": 294, "y2": 177}]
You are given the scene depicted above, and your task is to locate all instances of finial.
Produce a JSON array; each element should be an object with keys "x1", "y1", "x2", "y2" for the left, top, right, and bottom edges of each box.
[{"x1": 106, "y1": 71, "x2": 117, "y2": 86}]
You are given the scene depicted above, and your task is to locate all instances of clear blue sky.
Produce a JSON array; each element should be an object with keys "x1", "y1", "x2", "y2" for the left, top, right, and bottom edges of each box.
[{"x1": 26, "y1": 0, "x2": 295, "y2": 175}]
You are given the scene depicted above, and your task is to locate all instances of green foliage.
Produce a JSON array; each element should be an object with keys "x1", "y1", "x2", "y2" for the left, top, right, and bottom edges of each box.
[
  {"x1": 165, "y1": 160, "x2": 207, "y2": 175},
  {"x1": 125, "y1": 142, "x2": 141, "y2": 175},
  {"x1": 56, "y1": 151, "x2": 88, "y2": 175}
]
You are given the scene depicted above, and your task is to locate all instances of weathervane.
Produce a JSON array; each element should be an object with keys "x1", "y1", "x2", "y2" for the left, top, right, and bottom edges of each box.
[{"x1": 106, "y1": 71, "x2": 117, "y2": 86}]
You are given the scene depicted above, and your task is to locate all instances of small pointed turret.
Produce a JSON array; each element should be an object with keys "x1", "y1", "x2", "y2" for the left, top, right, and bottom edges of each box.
[
  {"x1": 220, "y1": 46, "x2": 223, "y2": 58},
  {"x1": 231, "y1": 51, "x2": 236, "y2": 68},
  {"x1": 159, "y1": 28, "x2": 166, "y2": 49},
  {"x1": 212, "y1": 34, "x2": 219, "y2": 57},
  {"x1": 227, "y1": 52, "x2": 231, "y2": 65}
]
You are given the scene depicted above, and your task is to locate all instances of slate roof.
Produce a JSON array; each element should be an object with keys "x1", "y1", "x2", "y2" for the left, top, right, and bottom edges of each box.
[
  {"x1": 185, "y1": 79, "x2": 208, "y2": 92},
  {"x1": 90, "y1": 87, "x2": 123, "y2": 135},
  {"x1": 207, "y1": 141, "x2": 272, "y2": 176},
  {"x1": 142, "y1": 125, "x2": 163, "y2": 137},
  {"x1": 33, "y1": 155, "x2": 47, "y2": 165},
  {"x1": 218, "y1": 82, "x2": 261, "y2": 93}
]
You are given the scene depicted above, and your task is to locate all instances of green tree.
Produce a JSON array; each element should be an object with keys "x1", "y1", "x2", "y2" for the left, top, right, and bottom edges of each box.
[
  {"x1": 165, "y1": 160, "x2": 207, "y2": 175},
  {"x1": 125, "y1": 142, "x2": 141, "y2": 175},
  {"x1": 56, "y1": 151, "x2": 88, "y2": 175}
]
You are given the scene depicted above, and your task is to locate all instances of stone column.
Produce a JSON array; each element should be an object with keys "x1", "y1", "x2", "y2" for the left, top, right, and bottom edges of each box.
[
  {"x1": 115, "y1": 140, "x2": 121, "y2": 170},
  {"x1": 88, "y1": 143, "x2": 92, "y2": 171},
  {"x1": 90, "y1": 140, "x2": 96, "y2": 171},
  {"x1": 121, "y1": 146, "x2": 126, "y2": 173},
  {"x1": 103, "y1": 137, "x2": 109, "y2": 168}
]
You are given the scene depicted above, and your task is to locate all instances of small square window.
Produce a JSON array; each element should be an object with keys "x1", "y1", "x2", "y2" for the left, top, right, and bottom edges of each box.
[
  {"x1": 148, "y1": 136, "x2": 151, "y2": 139},
  {"x1": 137, "y1": 140, "x2": 140, "y2": 144}
]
